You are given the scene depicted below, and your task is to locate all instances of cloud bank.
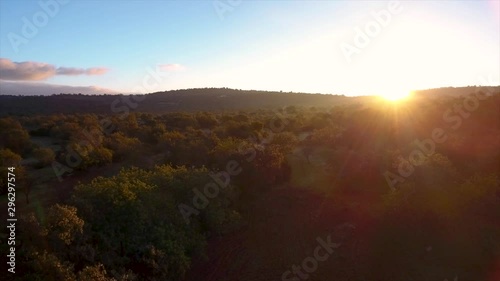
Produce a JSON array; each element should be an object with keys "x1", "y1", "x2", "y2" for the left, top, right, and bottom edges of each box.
[
  {"x1": 0, "y1": 81, "x2": 118, "y2": 96},
  {"x1": 0, "y1": 58, "x2": 109, "y2": 81}
]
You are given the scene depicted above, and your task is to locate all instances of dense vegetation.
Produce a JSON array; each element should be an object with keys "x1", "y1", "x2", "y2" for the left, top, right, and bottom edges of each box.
[{"x1": 1, "y1": 88, "x2": 499, "y2": 280}]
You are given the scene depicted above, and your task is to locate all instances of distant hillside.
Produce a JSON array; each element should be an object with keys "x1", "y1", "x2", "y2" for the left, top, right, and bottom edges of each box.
[
  {"x1": 413, "y1": 86, "x2": 500, "y2": 98},
  {"x1": 0, "y1": 88, "x2": 370, "y2": 116},
  {"x1": 0, "y1": 86, "x2": 498, "y2": 116}
]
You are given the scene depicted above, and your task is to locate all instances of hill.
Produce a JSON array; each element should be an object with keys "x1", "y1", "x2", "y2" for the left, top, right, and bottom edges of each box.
[{"x1": 0, "y1": 86, "x2": 498, "y2": 116}]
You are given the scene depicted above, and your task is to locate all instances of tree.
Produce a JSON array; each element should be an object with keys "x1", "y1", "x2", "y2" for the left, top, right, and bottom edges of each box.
[
  {"x1": 0, "y1": 148, "x2": 22, "y2": 166},
  {"x1": 33, "y1": 147, "x2": 56, "y2": 167},
  {"x1": 69, "y1": 165, "x2": 241, "y2": 280},
  {"x1": 46, "y1": 204, "x2": 84, "y2": 247},
  {"x1": 196, "y1": 112, "x2": 218, "y2": 128},
  {"x1": 28, "y1": 251, "x2": 77, "y2": 281},
  {"x1": 105, "y1": 132, "x2": 141, "y2": 161},
  {"x1": 457, "y1": 173, "x2": 499, "y2": 217},
  {"x1": 0, "y1": 117, "x2": 31, "y2": 154},
  {"x1": 77, "y1": 264, "x2": 115, "y2": 281},
  {"x1": 65, "y1": 142, "x2": 113, "y2": 170},
  {"x1": 50, "y1": 121, "x2": 81, "y2": 140},
  {"x1": 0, "y1": 149, "x2": 22, "y2": 195},
  {"x1": 163, "y1": 112, "x2": 197, "y2": 129},
  {"x1": 156, "y1": 130, "x2": 186, "y2": 153}
]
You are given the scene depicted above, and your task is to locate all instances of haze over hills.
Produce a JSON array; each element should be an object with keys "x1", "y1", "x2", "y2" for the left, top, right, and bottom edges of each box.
[
  {"x1": 414, "y1": 86, "x2": 500, "y2": 98},
  {"x1": 0, "y1": 86, "x2": 498, "y2": 116}
]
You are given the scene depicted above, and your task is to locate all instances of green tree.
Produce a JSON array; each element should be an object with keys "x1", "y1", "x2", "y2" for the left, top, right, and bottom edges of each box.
[
  {"x1": 0, "y1": 148, "x2": 23, "y2": 194},
  {"x1": 196, "y1": 112, "x2": 218, "y2": 128},
  {"x1": 69, "y1": 165, "x2": 241, "y2": 280},
  {"x1": 77, "y1": 264, "x2": 116, "y2": 281},
  {"x1": 46, "y1": 204, "x2": 84, "y2": 247},
  {"x1": 105, "y1": 132, "x2": 141, "y2": 161},
  {"x1": 33, "y1": 147, "x2": 56, "y2": 167},
  {"x1": 66, "y1": 142, "x2": 113, "y2": 170},
  {"x1": 28, "y1": 251, "x2": 76, "y2": 281},
  {"x1": 0, "y1": 117, "x2": 31, "y2": 154}
]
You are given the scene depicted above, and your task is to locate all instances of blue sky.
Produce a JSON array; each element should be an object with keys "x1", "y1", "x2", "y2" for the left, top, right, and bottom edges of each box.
[{"x1": 0, "y1": 0, "x2": 499, "y2": 96}]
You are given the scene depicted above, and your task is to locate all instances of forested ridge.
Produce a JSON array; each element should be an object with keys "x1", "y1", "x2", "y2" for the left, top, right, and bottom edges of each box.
[{"x1": 1, "y1": 86, "x2": 498, "y2": 116}]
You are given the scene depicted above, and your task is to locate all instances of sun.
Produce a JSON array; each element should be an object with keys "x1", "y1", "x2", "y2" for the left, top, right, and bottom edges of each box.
[{"x1": 379, "y1": 90, "x2": 411, "y2": 101}]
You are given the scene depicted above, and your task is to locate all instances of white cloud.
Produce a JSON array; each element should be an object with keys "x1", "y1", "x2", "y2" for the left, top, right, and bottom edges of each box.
[
  {"x1": 0, "y1": 58, "x2": 109, "y2": 81},
  {"x1": 158, "y1": 63, "x2": 186, "y2": 72},
  {"x1": 0, "y1": 81, "x2": 118, "y2": 96}
]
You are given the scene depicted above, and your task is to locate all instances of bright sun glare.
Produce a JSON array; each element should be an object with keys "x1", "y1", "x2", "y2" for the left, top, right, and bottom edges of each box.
[{"x1": 380, "y1": 90, "x2": 411, "y2": 101}]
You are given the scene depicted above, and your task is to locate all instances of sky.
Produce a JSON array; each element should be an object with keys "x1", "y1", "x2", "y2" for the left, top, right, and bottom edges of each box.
[{"x1": 0, "y1": 0, "x2": 499, "y2": 96}]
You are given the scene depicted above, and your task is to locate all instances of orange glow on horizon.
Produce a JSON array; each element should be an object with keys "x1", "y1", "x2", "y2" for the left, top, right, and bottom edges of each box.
[{"x1": 379, "y1": 90, "x2": 412, "y2": 102}]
